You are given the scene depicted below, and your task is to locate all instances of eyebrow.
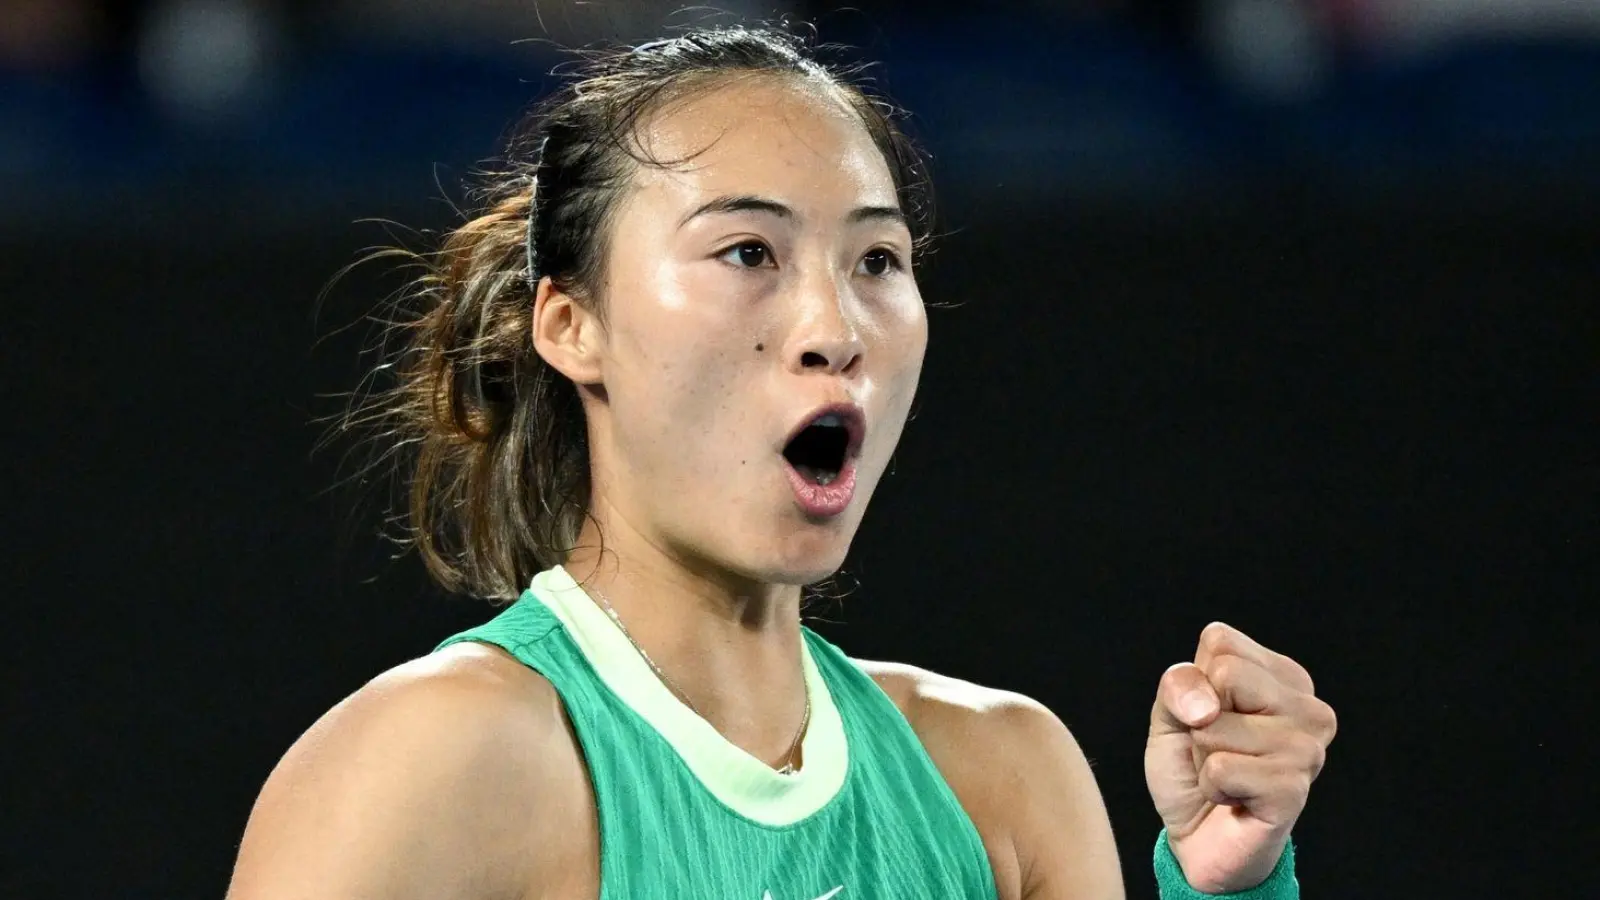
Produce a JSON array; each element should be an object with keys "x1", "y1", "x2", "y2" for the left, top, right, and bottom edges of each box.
[{"x1": 678, "y1": 195, "x2": 907, "y2": 229}]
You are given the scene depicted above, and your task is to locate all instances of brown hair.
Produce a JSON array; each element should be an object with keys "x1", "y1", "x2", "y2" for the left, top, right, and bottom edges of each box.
[{"x1": 344, "y1": 26, "x2": 933, "y2": 601}]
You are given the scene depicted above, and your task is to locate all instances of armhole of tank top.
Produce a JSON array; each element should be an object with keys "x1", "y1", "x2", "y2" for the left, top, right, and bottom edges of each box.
[
  {"x1": 805, "y1": 635, "x2": 1003, "y2": 900},
  {"x1": 436, "y1": 624, "x2": 621, "y2": 899},
  {"x1": 434, "y1": 616, "x2": 580, "y2": 716}
]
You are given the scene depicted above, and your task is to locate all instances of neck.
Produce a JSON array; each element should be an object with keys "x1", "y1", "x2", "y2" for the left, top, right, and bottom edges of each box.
[{"x1": 563, "y1": 503, "x2": 809, "y2": 768}]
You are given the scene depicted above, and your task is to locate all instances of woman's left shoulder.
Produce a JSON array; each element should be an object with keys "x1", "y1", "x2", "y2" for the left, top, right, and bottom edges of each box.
[
  {"x1": 851, "y1": 657, "x2": 1065, "y2": 744},
  {"x1": 851, "y1": 658, "x2": 1123, "y2": 900},
  {"x1": 851, "y1": 659, "x2": 1118, "y2": 900}
]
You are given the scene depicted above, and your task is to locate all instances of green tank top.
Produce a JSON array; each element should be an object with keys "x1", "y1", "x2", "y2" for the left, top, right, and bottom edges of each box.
[{"x1": 435, "y1": 566, "x2": 999, "y2": 900}]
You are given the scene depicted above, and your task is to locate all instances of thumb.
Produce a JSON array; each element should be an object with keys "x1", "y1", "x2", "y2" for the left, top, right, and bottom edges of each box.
[{"x1": 1150, "y1": 662, "x2": 1221, "y2": 737}]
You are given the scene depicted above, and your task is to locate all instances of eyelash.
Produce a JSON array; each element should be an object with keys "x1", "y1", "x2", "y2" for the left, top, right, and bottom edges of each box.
[{"x1": 716, "y1": 240, "x2": 906, "y2": 277}]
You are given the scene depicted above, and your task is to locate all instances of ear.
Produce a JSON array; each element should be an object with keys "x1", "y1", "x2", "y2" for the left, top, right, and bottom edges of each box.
[{"x1": 531, "y1": 276, "x2": 604, "y2": 385}]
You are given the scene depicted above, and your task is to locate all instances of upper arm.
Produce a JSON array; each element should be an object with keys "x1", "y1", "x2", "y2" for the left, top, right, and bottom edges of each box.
[
  {"x1": 994, "y1": 697, "x2": 1125, "y2": 900},
  {"x1": 860, "y1": 661, "x2": 1125, "y2": 900},
  {"x1": 226, "y1": 645, "x2": 568, "y2": 900}
]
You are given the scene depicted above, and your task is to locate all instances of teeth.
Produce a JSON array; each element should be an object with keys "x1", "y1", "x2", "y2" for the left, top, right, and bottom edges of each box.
[{"x1": 814, "y1": 414, "x2": 843, "y2": 428}]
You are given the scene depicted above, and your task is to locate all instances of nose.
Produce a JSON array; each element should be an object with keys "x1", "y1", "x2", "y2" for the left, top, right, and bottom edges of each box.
[{"x1": 786, "y1": 275, "x2": 865, "y2": 377}]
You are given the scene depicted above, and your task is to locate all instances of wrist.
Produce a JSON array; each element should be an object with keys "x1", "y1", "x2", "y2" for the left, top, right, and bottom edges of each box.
[{"x1": 1153, "y1": 829, "x2": 1298, "y2": 899}]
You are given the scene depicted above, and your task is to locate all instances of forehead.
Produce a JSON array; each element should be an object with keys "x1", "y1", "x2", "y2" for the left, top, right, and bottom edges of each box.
[{"x1": 627, "y1": 76, "x2": 899, "y2": 209}]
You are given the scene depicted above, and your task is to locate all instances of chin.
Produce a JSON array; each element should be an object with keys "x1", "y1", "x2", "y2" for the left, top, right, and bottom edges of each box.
[{"x1": 754, "y1": 518, "x2": 860, "y2": 586}]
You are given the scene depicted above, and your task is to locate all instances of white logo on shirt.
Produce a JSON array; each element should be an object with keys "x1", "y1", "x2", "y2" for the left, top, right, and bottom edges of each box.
[{"x1": 762, "y1": 887, "x2": 842, "y2": 900}]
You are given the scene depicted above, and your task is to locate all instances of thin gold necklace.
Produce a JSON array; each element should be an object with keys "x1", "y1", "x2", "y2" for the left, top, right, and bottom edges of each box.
[{"x1": 588, "y1": 586, "x2": 810, "y2": 775}]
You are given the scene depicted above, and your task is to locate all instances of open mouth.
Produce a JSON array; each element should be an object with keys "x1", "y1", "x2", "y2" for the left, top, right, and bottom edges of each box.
[{"x1": 782, "y1": 412, "x2": 857, "y2": 486}]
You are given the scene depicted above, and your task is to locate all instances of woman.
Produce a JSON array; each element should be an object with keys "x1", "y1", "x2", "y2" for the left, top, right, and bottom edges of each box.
[{"x1": 228, "y1": 27, "x2": 1336, "y2": 900}]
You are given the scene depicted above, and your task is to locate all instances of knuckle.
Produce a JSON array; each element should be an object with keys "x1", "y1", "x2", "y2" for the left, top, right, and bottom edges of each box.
[
  {"x1": 1201, "y1": 752, "x2": 1234, "y2": 784},
  {"x1": 1207, "y1": 654, "x2": 1244, "y2": 685},
  {"x1": 1306, "y1": 698, "x2": 1338, "y2": 741},
  {"x1": 1307, "y1": 741, "x2": 1327, "y2": 780},
  {"x1": 1291, "y1": 660, "x2": 1316, "y2": 695},
  {"x1": 1201, "y1": 621, "x2": 1235, "y2": 652},
  {"x1": 1290, "y1": 733, "x2": 1326, "y2": 777},
  {"x1": 1320, "y1": 702, "x2": 1339, "y2": 742}
]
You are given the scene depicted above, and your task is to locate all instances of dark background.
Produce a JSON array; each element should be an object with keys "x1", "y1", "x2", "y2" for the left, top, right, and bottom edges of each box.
[{"x1": 5, "y1": 2, "x2": 1596, "y2": 898}]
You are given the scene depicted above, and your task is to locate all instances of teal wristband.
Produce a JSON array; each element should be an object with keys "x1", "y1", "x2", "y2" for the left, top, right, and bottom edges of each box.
[{"x1": 1153, "y1": 829, "x2": 1298, "y2": 900}]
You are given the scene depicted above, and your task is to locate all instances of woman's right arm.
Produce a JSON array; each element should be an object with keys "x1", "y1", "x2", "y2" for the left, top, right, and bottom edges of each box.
[{"x1": 226, "y1": 644, "x2": 569, "y2": 900}]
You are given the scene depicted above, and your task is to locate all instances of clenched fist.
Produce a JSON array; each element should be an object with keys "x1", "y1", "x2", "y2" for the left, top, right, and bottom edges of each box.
[{"x1": 1145, "y1": 622, "x2": 1338, "y2": 893}]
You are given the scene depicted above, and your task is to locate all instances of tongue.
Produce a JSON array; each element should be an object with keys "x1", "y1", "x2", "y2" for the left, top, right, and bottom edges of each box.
[{"x1": 794, "y1": 463, "x2": 838, "y2": 486}]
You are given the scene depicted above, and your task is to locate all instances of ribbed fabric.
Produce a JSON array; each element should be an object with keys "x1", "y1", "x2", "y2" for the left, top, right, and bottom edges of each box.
[
  {"x1": 435, "y1": 578, "x2": 999, "y2": 900},
  {"x1": 1154, "y1": 829, "x2": 1298, "y2": 899}
]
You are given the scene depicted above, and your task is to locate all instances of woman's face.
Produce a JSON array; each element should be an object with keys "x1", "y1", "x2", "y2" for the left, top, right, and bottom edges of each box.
[{"x1": 574, "y1": 76, "x2": 927, "y2": 587}]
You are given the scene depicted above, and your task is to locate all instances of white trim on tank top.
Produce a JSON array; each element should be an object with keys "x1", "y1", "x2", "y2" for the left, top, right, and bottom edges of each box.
[{"x1": 529, "y1": 565, "x2": 850, "y2": 827}]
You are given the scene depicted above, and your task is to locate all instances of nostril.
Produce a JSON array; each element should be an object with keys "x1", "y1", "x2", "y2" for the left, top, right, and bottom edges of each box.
[{"x1": 800, "y1": 351, "x2": 830, "y2": 369}]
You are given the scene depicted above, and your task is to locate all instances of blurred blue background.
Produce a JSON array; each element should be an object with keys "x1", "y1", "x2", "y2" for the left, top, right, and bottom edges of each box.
[{"x1": 4, "y1": 0, "x2": 1599, "y2": 234}]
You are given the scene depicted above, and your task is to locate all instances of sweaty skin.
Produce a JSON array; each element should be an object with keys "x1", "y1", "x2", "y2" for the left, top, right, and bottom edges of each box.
[{"x1": 226, "y1": 77, "x2": 1126, "y2": 900}]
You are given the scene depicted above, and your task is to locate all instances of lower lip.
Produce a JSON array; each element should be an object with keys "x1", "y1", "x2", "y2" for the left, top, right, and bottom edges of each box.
[{"x1": 784, "y1": 459, "x2": 858, "y2": 518}]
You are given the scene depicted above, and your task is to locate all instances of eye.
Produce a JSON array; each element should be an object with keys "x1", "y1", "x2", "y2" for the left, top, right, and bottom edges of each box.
[
  {"x1": 719, "y1": 240, "x2": 774, "y2": 269},
  {"x1": 857, "y1": 248, "x2": 903, "y2": 277}
]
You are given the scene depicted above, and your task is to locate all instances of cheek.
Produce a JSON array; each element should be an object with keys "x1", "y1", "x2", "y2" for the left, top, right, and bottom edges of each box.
[
  {"x1": 848, "y1": 295, "x2": 926, "y2": 476},
  {"x1": 610, "y1": 291, "x2": 760, "y2": 450},
  {"x1": 870, "y1": 291, "x2": 929, "y2": 396}
]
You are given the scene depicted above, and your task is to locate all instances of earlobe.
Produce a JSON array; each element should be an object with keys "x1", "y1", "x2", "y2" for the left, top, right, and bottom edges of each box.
[{"x1": 531, "y1": 277, "x2": 604, "y2": 385}]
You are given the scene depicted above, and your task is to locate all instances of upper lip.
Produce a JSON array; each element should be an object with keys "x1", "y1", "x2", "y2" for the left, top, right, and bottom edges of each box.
[{"x1": 782, "y1": 402, "x2": 866, "y2": 460}]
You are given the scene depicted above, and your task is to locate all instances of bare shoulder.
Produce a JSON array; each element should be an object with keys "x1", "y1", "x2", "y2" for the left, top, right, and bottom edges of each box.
[
  {"x1": 852, "y1": 658, "x2": 1078, "y2": 800},
  {"x1": 227, "y1": 642, "x2": 592, "y2": 900},
  {"x1": 855, "y1": 658, "x2": 1055, "y2": 731},
  {"x1": 853, "y1": 659, "x2": 1125, "y2": 900}
]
